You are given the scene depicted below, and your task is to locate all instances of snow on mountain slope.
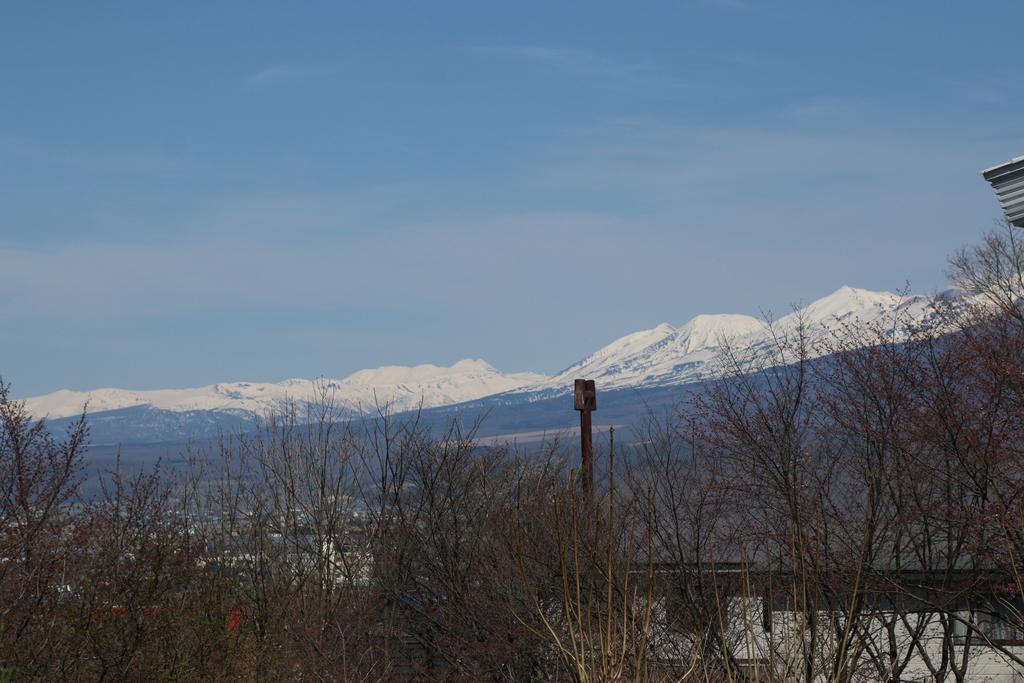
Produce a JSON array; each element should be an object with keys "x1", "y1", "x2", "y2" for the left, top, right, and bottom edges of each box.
[
  {"x1": 326, "y1": 359, "x2": 545, "y2": 412},
  {"x1": 24, "y1": 360, "x2": 547, "y2": 420},
  {"x1": 22, "y1": 285, "x2": 949, "y2": 423},
  {"x1": 541, "y1": 313, "x2": 764, "y2": 392},
  {"x1": 767, "y1": 285, "x2": 940, "y2": 341},
  {"x1": 522, "y1": 285, "x2": 941, "y2": 394}
]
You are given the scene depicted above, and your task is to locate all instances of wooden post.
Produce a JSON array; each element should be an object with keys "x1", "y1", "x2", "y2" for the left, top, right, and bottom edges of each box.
[{"x1": 574, "y1": 379, "x2": 596, "y2": 500}]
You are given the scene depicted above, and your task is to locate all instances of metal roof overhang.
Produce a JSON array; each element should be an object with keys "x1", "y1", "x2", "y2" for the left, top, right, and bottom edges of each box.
[{"x1": 982, "y1": 155, "x2": 1024, "y2": 228}]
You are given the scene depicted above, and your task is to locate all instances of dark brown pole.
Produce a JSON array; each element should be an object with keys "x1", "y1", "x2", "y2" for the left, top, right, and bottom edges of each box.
[
  {"x1": 574, "y1": 379, "x2": 596, "y2": 501},
  {"x1": 580, "y1": 407, "x2": 592, "y2": 497}
]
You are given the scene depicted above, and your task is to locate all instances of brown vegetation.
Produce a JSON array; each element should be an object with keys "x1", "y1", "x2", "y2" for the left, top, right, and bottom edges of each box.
[{"x1": 2, "y1": 225, "x2": 1024, "y2": 681}]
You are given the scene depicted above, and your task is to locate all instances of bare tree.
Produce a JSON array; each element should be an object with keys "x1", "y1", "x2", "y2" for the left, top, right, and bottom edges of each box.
[
  {"x1": 948, "y1": 220, "x2": 1024, "y2": 324},
  {"x1": 0, "y1": 379, "x2": 86, "y2": 679}
]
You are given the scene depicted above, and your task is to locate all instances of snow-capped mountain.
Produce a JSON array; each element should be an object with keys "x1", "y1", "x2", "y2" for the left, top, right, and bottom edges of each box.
[
  {"x1": 23, "y1": 286, "x2": 949, "y2": 435},
  {"x1": 24, "y1": 359, "x2": 547, "y2": 420},
  {"x1": 518, "y1": 285, "x2": 941, "y2": 395}
]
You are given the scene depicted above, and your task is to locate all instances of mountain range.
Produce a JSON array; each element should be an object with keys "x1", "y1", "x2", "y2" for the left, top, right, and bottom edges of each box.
[
  {"x1": 22, "y1": 285, "x2": 945, "y2": 445},
  {"x1": 25, "y1": 359, "x2": 545, "y2": 420}
]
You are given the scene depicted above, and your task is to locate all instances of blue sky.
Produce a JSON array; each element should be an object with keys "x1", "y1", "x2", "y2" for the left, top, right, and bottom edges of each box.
[{"x1": 2, "y1": 1, "x2": 1022, "y2": 396}]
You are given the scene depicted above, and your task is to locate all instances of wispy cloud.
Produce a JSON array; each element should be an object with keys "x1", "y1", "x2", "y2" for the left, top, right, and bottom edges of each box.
[
  {"x1": 0, "y1": 136, "x2": 186, "y2": 174},
  {"x1": 935, "y1": 71, "x2": 1024, "y2": 106},
  {"x1": 243, "y1": 65, "x2": 336, "y2": 89},
  {"x1": 0, "y1": 206, "x2": 635, "y2": 323},
  {"x1": 781, "y1": 98, "x2": 861, "y2": 123},
  {"x1": 700, "y1": 0, "x2": 750, "y2": 8},
  {"x1": 478, "y1": 45, "x2": 683, "y2": 92}
]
